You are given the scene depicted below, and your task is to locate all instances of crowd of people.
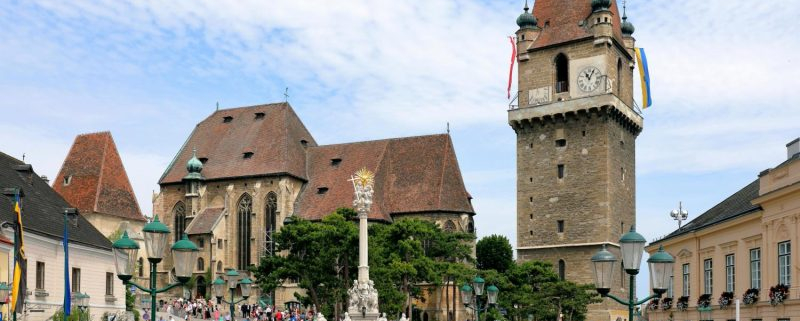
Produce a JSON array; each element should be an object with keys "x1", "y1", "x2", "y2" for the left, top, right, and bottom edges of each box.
[{"x1": 156, "y1": 298, "x2": 318, "y2": 321}]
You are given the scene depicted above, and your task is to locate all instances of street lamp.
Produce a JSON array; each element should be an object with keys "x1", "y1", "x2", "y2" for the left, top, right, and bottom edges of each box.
[
  {"x1": 76, "y1": 292, "x2": 90, "y2": 321},
  {"x1": 213, "y1": 269, "x2": 252, "y2": 321},
  {"x1": 112, "y1": 216, "x2": 199, "y2": 321},
  {"x1": 591, "y1": 227, "x2": 674, "y2": 321},
  {"x1": 460, "y1": 276, "x2": 499, "y2": 321}
]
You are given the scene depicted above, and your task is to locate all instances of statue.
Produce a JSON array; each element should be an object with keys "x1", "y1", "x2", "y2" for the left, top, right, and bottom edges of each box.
[
  {"x1": 316, "y1": 313, "x2": 327, "y2": 321},
  {"x1": 376, "y1": 313, "x2": 387, "y2": 321},
  {"x1": 343, "y1": 313, "x2": 352, "y2": 321},
  {"x1": 399, "y1": 313, "x2": 408, "y2": 321}
]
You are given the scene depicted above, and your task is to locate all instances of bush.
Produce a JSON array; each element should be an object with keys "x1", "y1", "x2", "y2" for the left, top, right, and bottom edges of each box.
[{"x1": 51, "y1": 308, "x2": 91, "y2": 321}]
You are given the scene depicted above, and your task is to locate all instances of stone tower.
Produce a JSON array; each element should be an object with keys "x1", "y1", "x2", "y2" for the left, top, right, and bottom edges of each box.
[{"x1": 509, "y1": 1, "x2": 642, "y2": 320}]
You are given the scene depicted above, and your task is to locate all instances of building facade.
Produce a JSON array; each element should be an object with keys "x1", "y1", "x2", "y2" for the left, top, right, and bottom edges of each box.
[
  {"x1": 509, "y1": 1, "x2": 641, "y2": 320},
  {"x1": 52, "y1": 131, "x2": 150, "y2": 287},
  {"x1": 646, "y1": 138, "x2": 800, "y2": 321},
  {"x1": 152, "y1": 104, "x2": 476, "y2": 321},
  {"x1": 0, "y1": 151, "x2": 126, "y2": 321}
]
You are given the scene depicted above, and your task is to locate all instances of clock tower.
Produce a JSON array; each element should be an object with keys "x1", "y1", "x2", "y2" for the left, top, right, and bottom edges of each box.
[{"x1": 509, "y1": 0, "x2": 642, "y2": 320}]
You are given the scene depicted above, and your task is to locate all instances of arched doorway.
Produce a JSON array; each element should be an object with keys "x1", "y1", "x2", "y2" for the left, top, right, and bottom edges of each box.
[{"x1": 196, "y1": 276, "x2": 207, "y2": 299}]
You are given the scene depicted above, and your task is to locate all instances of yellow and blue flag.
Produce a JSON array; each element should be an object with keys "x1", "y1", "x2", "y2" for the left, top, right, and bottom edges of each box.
[
  {"x1": 635, "y1": 47, "x2": 652, "y2": 108},
  {"x1": 11, "y1": 193, "x2": 26, "y2": 314}
]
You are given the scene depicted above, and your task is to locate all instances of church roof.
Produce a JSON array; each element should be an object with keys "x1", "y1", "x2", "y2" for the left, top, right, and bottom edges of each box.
[
  {"x1": 158, "y1": 103, "x2": 316, "y2": 184},
  {"x1": 53, "y1": 131, "x2": 145, "y2": 222},
  {"x1": 650, "y1": 179, "x2": 761, "y2": 246},
  {"x1": 530, "y1": 0, "x2": 625, "y2": 49},
  {"x1": 297, "y1": 134, "x2": 475, "y2": 222},
  {"x1": 185, "y1": 207, "x2": 225, "y2": 235},
  {"x1": 0, "y1": 152, "x2": 112, "y2": 250}
]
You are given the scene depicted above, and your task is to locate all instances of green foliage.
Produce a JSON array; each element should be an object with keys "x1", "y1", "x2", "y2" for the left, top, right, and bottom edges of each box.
[
  {"x1": 494, "y1": 261, "x2": 600, "y2": 321},
  {"x1": 52, "y1": 307, "x2": 91, "y2": 321},
  {"x1": 126, "y1": 287, "x2": 135, "y2": 311},
  {"x1": 253, "y1": 208, "x2": 359, "y2": 319},
  {"x1": 132, "y1": 309, "x2": 140, "y2": 321},
  {"x1": 475, "y1": 235, "x2": 513, "y2": 273}
]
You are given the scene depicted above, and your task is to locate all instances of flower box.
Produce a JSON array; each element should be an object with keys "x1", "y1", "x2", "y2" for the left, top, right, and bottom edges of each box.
[
  {"x1": 718, "y1": 292, "x2": 734, "y2": 309},
  {"x1": 770, "y1": 284, "x2": 789, "y2": 306},
  {"x1": 743, "y1": 288, "x2": 759, "y2": 305}
]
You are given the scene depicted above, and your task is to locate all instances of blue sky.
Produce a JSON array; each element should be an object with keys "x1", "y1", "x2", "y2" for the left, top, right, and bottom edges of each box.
[{"x1": 1, "y1": 0, "x2": 799, "y2": 297}]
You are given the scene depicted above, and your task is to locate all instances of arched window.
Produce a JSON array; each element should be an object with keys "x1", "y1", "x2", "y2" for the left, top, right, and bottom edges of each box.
[
  {"x1": 467, "y1": 218, "x2": 475, "y2": 234},
  {"x1": 197, "y1": 257, "x2": 205, "y2": 271},
  {"x1": 617, "y1": 58, "x2": 623, "y2": 95},
  {"x1": 555, "y1": 53, "x2": 569, "y2": 93},
  {"x1": 558, "y1": 259, "x2": 566, "y2": 280},
  {"x1": 237, "y1": 194, "x2": 253, "y2": 270},
  {"x1": 173, "y1": 202, "x2": 186, "y2": 242},
  {"x1": 138, "y1": 257, "x2": 144, "y2": 277},
  {"x1": 443, "y1": 220, "x2": 456, "y2": 232},
  {"x1": 217, "y1": 261, "x2": 223, "y2": 273},
  {"x1": 265, "y1": 192, "x2": 278, "y2": 256}
]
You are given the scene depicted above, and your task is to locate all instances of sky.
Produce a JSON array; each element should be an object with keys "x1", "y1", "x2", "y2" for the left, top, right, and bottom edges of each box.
[{"x1": 1, "y1": 0, "x2": 799, "y2": 297}]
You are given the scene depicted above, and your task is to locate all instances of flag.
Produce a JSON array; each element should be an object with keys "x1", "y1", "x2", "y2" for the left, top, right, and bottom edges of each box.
[
  {"x1": 63, "y1": 212, "x2": 71, "y2": 316},
  {"x1": 11, "y1": 193, "x2": 27, "y2": 314},
  {"x1": 634, "y1": 47, "x2": 652, "y2": 108},
  {"x1": 507, "y1": 36, "x2": 517, "y2": 99}
]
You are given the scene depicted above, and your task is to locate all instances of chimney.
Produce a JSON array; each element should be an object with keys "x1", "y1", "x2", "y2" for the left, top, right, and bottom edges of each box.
[
  {"x1": 40, "y1": 175, "x2": 49, "y2": 184},
  {"x1": 788, "y1": 138, "x2": 800, "y2": 159}
]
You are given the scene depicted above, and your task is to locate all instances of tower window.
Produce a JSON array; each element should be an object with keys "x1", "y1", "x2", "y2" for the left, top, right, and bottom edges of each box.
[
  {"x1": 557, "y1": 220, "x2": 564, "y2": 233},
  {"x1": 557, "y1": 164, "x2": 565, "y2": 179},
  {"x1": 582, "y1": 130, "x2": 586, "y2": 137},
  {"x1": 63, "y1": 175, "x2": 72, "y2": 186},
  {"x1": 529, "y1": 230, "x2": 533, "y2": 236},
  {"x1": 521, "y1": 34, "x2": 525, "y2": 41},
  {"x1": 530, "y1": 214, "x2": 533, "y2": 219},
  {"x1": 555, "y1": 54, "x2": 569, "y2": 93},
  {"x1": 558, "y1": 260, "x2": 566, "y2": 280},
  {"x1": 617, "y1": 58, "x2": 623, "y2": 95},
  {"x1": 223, "y1": 116, "x2": 233, "y2": 123},
  {"x1": 529, "y1": 177, "x2": 533, "y2": 182},
  {"x1": 243, "y1": 152, "x2": 254, "y2": 159},
  {"x1": 620, "y1": 140, "x2": 625, "y2": 148},
  {"x1": 254, "y1": 112, "x2": 265, "y2": 120},
  {"x1": 621, "y1": 167, "x2": 625, "y2": 181},
  {"x1": 555, "y1": 139, "x2": 566, "y2": 147},
  {"x1": 300, "y1": 139, "x2": 308, "y2": 147},
  {"x1": 529, "y1": 197, "x2": 533, "y2": 202}
]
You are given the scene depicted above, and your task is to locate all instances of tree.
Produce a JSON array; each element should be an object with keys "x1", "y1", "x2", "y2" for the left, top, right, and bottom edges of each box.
[{"x1": 476, "y1": 235, "x2": 513, "y2": 273}]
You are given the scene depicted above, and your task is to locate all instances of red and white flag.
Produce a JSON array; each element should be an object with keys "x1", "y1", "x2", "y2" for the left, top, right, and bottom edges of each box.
[{"x1": 507, "y1": 36, "x2": 516, "y2": 99}]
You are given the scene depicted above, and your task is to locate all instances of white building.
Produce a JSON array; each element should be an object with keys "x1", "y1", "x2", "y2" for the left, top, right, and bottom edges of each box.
[{"x1": 0, "y1": 151, "x2": 126, "y2": 321}]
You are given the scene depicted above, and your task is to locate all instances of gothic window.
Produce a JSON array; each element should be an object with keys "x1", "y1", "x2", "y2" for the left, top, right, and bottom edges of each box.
[
  {"x1": 444, "y1": 220, "x2": 456, "y2": 232},
  {"x1": 617, "y1": 58, "x2": 623, "y2": 95},
  {"x1": 197, "y1": 257, "x2": 205, "y2": 271},
  {"x1": 138, "y1": 257, "x2": 144, "y2": 277},
  {"x1": 265, "y1": 192, "x2": 278, "y2": 256},
  {"x1": 558, "y1": 259, "x2": 566, "y2": 280},
  {"x1": 237, "y1": 194, "x2": 253, "y2": 270},
  {"x1": 217, "y1": 261, "x2": 223, "y2": 273},
  {"x1": 555, "y1": 53, "x2": 569, "y2": 93},
  {"x1": 173, "y1": 202, "x2": 186, "y2": 242}
]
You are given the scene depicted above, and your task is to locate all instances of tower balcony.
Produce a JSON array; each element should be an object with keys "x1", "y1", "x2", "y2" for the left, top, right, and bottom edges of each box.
[{"x1": 508, "y1": 93, "x2": 643, "y2": 135}]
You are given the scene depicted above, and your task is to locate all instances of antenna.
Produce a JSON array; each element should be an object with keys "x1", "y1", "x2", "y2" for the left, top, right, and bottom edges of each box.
[
  {"x1": 216, "y1": 102, "x2": 219, "y2": 111},
  {"x1": 670, "y1": 201, "x2": 689, "y2": 229},
  {"x1": 284, "y1": 87, "x2": 290, "y2": 102},
  {"x1": 446, "y1": 122, "x2": 450, "y2": 134},
  {"x1": 22, "y1": 153, "x2": 25, "y2": 162}
]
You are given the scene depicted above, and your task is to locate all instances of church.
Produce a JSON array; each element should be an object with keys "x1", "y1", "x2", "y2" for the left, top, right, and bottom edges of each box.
[
  {"x1": 152, "y1": 103, "x2": 475, "y2": 320},
  {"x1": 510, "y1": 0, "x2": 641, "y2": 320}
]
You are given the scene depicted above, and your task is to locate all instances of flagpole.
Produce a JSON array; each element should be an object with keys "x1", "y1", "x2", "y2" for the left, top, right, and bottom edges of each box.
[{"x1": 2, "y1": 188, "x2": 23, "y2": 321}]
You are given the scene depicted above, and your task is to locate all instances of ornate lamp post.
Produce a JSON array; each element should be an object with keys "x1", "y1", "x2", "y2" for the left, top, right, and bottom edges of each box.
[
  {"x1": 112, "y1": 216, "x2": 199, "y2": 321},
  {"x1": 459, "y1": 276, "x2": 499, "y2": 321},
  {"x1": 213, "y1": 269, "x2": 253, "y2": 321},
  {"x1": 591, "y1": 227, "x2": 674, "y2": 321},
  {"x1": 76, "y1": 292, "x2": 90, "y2": 321},
  {"x1": 347, "y1": 168, "x2": 379, "y2": 317}
]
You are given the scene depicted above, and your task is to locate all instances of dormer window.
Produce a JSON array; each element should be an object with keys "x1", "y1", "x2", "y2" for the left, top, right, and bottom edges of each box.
[
  {"x1": 317, "y1": 187, "x2": 329, "y2": 194},
  {"x1": 331, "y1": 158, "x2": 342, "y2": 166},
  {"x1": 63, "y1": 175, "x2": 72, "y2": 186},
  {"x1": 199, "y1": 157, "x2": 208, "y2": 164},
  {"x1": 254, "y1": 112, "x2": 265, "y2": 120},
  {"x1": 223, "y1": 116, "x2": 233, "y2": 123},
  {"x1": 243, "y1": 152, "x2": 254, "y2": 159},
  {"x1": 300, "y1": 140, "x2": 308, "y2": 147}
]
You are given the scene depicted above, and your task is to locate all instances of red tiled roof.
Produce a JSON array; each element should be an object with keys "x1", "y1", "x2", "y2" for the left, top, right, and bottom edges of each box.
[
  {"x1": 297, "y1": 134, "x2": 475, "y2": 222},
  {"x1": 158, "y1": 103, "x2": 316, "y2": 184},
  {"x1": 53, "y1": 131, "x2": 146, "y2": 222},
  {"x1": 531, "y1": 0, "x2": 624, "y2": 48},
  {"x1": 185, "y1": 207, "x2": 224, "y2": 235}
]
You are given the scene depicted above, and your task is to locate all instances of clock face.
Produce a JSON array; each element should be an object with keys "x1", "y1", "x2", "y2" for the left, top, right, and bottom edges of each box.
[{"x1": 577, "y1": 66, "x2": 602, "y2": 92}]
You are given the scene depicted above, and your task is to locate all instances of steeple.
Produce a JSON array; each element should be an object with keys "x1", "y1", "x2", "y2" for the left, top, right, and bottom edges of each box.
[
  {"x1": 183, "y1": 148, "x2": 203, "y2": 197},
  {"x1": 620, "y1": 1, "x2": 635, "y2": 36},
  {"x1": 515, "y1": 1, "x2": 538, "y2": 29}
]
